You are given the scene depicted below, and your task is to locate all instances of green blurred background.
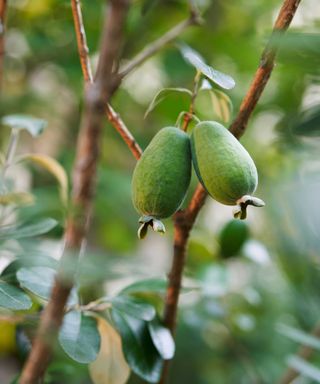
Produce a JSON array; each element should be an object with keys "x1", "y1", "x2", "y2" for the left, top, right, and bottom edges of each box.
[{"x1": 1, "y1": 0, "x2": 320, "y2": 383}]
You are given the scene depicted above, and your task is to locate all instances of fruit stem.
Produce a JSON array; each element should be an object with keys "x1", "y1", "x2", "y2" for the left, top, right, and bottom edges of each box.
[
  {"x1": 233, "y1": 195, "x2": 265, "y2": 220},
  {"x1": 181, "y1": 70, "x2": 201, "y2": 132}
]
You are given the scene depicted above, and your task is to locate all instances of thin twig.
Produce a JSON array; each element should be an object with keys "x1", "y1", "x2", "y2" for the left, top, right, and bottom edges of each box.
[
  {"x1": 159, "y1": 1, "x2": 302, "y2": 383},
  {"x1": 105, "y1": 104, "x2": 142, "y2": 159},
  {"x1": 278, "y1": 322, "x2": 320, "y2": 384},
  {"x1": 119, "y1": 13, "x2": 202, "y2": 78},
  {"x1": 229, "y1": 0, "x2": 302, "y2": 138},
  {"x1": 182, "y1": 70, "x2": 201, "y2": 131},
  {"x1": 0, "y1": 0, "x2": 8, "y2": 90},
  {"x1": 70, "y1": 0, "x2": 93, "y2": 83},
  {"x1": 0, "y1": 314, "x2": 30, "y2": 324},
  {"x1": 19, "y1": 2, "x2": 130, "y2": 383},
  {"x1": 71, "y1": 0, "x2": 142, "y2": 160}
]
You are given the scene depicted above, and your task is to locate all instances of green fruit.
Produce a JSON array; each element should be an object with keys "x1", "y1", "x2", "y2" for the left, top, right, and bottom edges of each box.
[
  {"x1": 132, "y1": 127, "x2": 191, "y2": 237},
  {"x1": 191, "y1": 121, "x2": 264, "y2": 219},
  {"x1": 220, "y1": 219, "x2": 249, "y2": 258}
]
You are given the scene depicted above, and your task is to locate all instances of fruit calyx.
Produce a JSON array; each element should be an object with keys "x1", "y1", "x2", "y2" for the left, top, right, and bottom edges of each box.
[
  {"x1": 233, "y1": 195, "x2": 265, "y2": 220},
  {"x1": 137, "y1": 215, "x2": 166, "y2": 239}
]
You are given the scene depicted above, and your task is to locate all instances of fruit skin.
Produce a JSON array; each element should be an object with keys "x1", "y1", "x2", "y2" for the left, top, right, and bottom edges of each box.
[
  {"x1": 220, "y1": 219, "x2": 249, "y2": 258},
  {"x1": 132, "y1": 127, "x2": 191, "y2": 219},
  {"x1": 191, "y1": 121, "x2": 258, "y2": 205}
]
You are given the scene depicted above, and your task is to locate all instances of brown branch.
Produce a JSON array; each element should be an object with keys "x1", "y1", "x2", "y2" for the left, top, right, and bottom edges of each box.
[
  {"x1": 19, "y1": 1, "x2": 130, "y2": 383},
  {"x1": 105, "y1": 104, "x2": 142, "y2": 159},
  {"x1": 159, "y1": 0, "x2": 302, "y2": 382},
  {"x1": 0, "y1": 0, "x2": 8, "y2": 90},
  {"x1": 71, "y1": 0, "x2": 142, "y2": 160},
  {"x1": 229, "y1": 0, "x2": 302, "y2": 138},
  {"x1": 278, "y1": 322, "x2": 320, "y2": 384},
  {"x1": 162, "y1": 184, "x2": 207, "y2": 333},
  {"x1": 119, "y1": 12, "x2": 202, "y2": 79},
  {"x1": 70, "y1": 0, "x2": 93, "y2": 83}
]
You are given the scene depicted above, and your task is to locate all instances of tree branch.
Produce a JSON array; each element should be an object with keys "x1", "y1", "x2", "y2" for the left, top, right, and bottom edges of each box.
[
  {"x1": 19, "y1": 2, "x2": 130, "y2": 383},
  {"x1": 278, "y1": 322, "x2": 320, "y2": 384},
  {"x1": 71, "y1": 0, "x2": 142, "y2": 160},
  {"x1": 159, "y1": 0, "x2": 302, "y2": 382},
  {"x1": 0, "y1": 0, "x2": 8, "y2": 90},
  {"x1": 229, "y1": 0, "x2": 302, "y2": 138},
  {"x1": 119, "y1": 12, "x2": 202, "y2": 79},
  {"x1": 70, "y1": 0, "x2": 93, "y2": 83}
]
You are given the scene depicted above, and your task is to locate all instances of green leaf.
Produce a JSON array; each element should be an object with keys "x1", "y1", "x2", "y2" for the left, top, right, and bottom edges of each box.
[
  {"x1": 0, "y1": 281, "x2": 32, "y2": 310},
  {"x1": 16, "y1": 266, "x2": 78, "y2": 305},
  {"x1": 144, "y1": 87, "x2": 192, "y2": 118},
  {"x1": 112, "y1": 310, "x2": 163, "y2": 383},
  {"x1": 179, "y1": 44, "x2": 235, "y2": 90},
  {"x1": 112, "y1": 296, "x2": 156, "y2": 321},
  {"x1": 17, "y1": 266, "x2": 55, "y2": 300},
  {"x1": 21, "y1": 154, "x2": 69, "y2": 205},
  {"x1": 148, "y1": 318, "x2": 175, "y2": 360},
  {"x1": 277, "y1": 323, "x2": 320, "y2": 350},
  {"x1": 287, "y1": 355, "x2": 320, "y2": 382},
  {"x1": 2, "y1": 114, "x2": 47, "y2": 137},
  {"x1": 120, "y1": 278, "x2": 167, "y2": 295},
  {"x1": 0, "y1": 218, "x2": 58, "y2": 240},
  {"x1": 59, "y1": 311, "x2": 101, "y2": 364},
  {"x1": 0, "y1": 260, "x2": 21, "y2": 285}
]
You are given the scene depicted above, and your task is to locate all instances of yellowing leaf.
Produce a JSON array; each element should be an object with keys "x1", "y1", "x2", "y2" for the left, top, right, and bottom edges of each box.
[
  {"x1": 21, "y1": 154, "x2": 68, "y2": 205},
  {"x1": 0, "y1": 320, "x2": 16, "y2": 355},
  {"x1": 210, "y1": 90, "x2": 233, "y2": 124},
  {"x1": 0, "y1": 192, "x2": 35, "y2": 206},
  {"x1": 89, "y1": 317, "x2": 130, "y2": 384}
]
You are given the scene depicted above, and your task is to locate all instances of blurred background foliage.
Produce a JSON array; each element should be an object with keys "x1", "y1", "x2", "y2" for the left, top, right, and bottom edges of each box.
[{"x1": 1, "y1": 0, "x2": 320, "y2": 383}]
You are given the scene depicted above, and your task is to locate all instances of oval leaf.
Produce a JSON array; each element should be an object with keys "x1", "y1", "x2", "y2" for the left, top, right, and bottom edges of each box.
[
  {"x1": 22, "y1": 154, "x2": 68, "y2": 205},
  {"x1": 17, "y1": 266, "x2": 56, "y2": 300},
  {"x1": 120, "y1": 278, "x2": 167, "y2": 295},
  {"x1": 0, "y1": 218, "x2": 58, "y2": 241},
  {"x1": 0, "y1": 281, "x2": 32, "y2": 310},
  {"x1": 112, "y1": 310, "x2": 163, "y2": 383},
  {"x1": 144, "y1": 87, "x2": 192, "y2": 118},
  {"x1": 179, "y1": 44, "x2": 235, "y2": 90},
  {"x1": 2, "y1": 115, "x2": 47, "y2": 137},
  {"x1": 89, "y1": 317, "x2": 130, "y2": 384},
  {"x1": 148, "y1": 318, "x2": 175, "y2": 360},
  {"x1": 59, "y1": 311, "x2": 101, "y2": 364},
  {"x1": 16, "y1": 266, "x2": 78, "y2": 305},
  {"x1": 112, "y1": 296, "x2": 156, "y2": 321}
]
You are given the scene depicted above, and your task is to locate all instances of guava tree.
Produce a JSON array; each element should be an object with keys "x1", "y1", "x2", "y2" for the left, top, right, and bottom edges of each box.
[{"x1": 2, "y1": 0, "x2": 318, "y2": 383}]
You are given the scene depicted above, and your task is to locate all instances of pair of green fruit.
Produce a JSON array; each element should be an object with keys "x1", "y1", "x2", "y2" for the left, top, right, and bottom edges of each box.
[{"x1": 132, "y1": 121, "x2": 264, "y2": 239}]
